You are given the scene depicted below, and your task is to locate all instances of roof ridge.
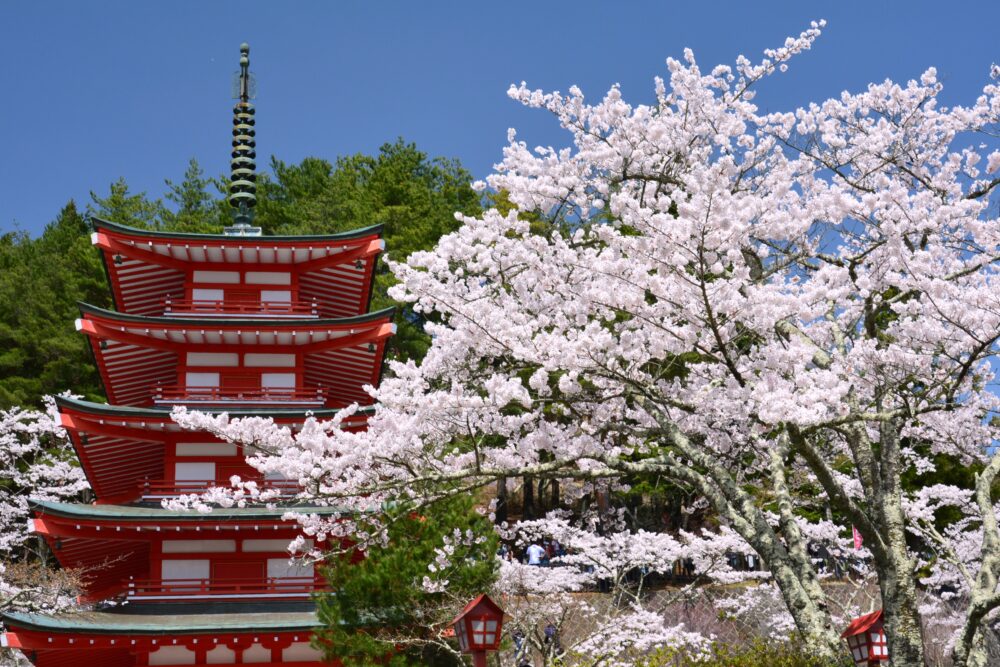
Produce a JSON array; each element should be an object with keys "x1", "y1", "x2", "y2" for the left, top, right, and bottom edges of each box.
[
  {"x1": 90, "y1": 216, "x2": 385, "y2": 242},
  {"x1": 54, "y1": 395, "x2": 376, "y2": 417},
  {"x1": 77, "y1": 301, "x2": 396, "y2": 327}
]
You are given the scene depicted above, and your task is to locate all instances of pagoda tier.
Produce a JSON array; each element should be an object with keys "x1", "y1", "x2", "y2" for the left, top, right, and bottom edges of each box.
[
  {"x1": 1, "y1": 606, "x2": 334, "y2": 667},
  {"x1": 2, "y1": 42, "x2": 390, "y2": 667},
  {"x1": 28, "y1": 501, "x2": 344, "y2": 604},
  {"x1": 91, "y1": 218, "x2": 384, "y2": 319},
  {"x1": 76, "y1": 303, "x2": 394, "y2": 408},
  {"x1": 56, "y1": 397, "x2": 370, "y2": 504}
]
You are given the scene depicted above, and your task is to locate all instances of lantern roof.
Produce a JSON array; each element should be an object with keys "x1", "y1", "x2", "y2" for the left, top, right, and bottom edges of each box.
[
  {"x1": 451, "y1": 594, "x2": 505, "y2": 626},
  {"x1": 841, "y1": 609, "x2": 883, "y2": 638}
]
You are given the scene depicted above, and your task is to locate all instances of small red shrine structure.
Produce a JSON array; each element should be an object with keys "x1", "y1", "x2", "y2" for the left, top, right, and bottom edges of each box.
[
  {"x1": 1, "y1": 43, "x2": 391, "y2": 666},
  {"x1": 841, "y1": 609, "x2": 889, "y2": 665},
  {"x1": 451, "y1": 595, "x2": 504, "y2": 667}
]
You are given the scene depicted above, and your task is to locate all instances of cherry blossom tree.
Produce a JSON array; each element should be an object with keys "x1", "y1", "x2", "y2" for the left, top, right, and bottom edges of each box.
[
  {"x1": 0, "y1": 396, "x2": 89, "y2": 564},
  {"x1": 169, "y1": 411, "x2": 757, "y2": 665},
  {"x1": 488, "y1": 515, "x2": 749, "y2": 666},
  {"x1": 0, "y1": 398, "x2": 90, "y2": 667},
  {"x1": 172, "y1": 20, "x2": 1000, "y2": 666}
]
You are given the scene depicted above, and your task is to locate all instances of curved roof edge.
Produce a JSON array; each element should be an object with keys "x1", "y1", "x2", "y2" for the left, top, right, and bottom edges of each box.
[
  {"x1": 90, "y1": 216, "x2": 384, "y2": 242},
  {"x1": 77, "y1": 301, "x2": 396, "y2": 327},
  {"x1": 29, "y1": 499, "x2": 349, "y2": 521},
  {"x1": 1, "y1": 609, "x2": 319, "y2": 635},
  {"x1": 54, "y1": 395, "x2": 375, "y2": 419}
]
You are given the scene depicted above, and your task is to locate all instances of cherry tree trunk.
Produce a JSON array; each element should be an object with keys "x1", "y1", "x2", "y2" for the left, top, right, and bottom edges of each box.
[
  {"x1": 495, "y1": 477, "x2": 508, "y2": 525},
  {"x1": 667, "y1": 432, "x2": 845, "y2": 660},
  {"x1": 874, "y1": 421, "x2": 926, "y2": 667},
  {"x1": 522, "y1": 475, "x2": 535, "y2": 519},
  {"x1": 879, "y1": 558, "x2": 925, "y2": 667},
  {"x1": 871, "y1": 505, "x2": 924, "y2": 665},
  {"x1": 536, "y1": 478, "x2": 548, "y2": 514},
  {"x1": 951, "y1": 454, "x2": 1000, "y2": 667},
  {"x1": 766, "y1": 557, "x2": 844, "y2": 660}
]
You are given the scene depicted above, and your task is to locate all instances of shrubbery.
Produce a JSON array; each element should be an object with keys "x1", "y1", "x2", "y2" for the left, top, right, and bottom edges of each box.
[{"x1": 644, "y1": 639, "x2": 854, "y2": 667}]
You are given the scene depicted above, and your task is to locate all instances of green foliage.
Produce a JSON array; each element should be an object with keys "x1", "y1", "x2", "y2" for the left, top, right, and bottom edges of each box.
[
  {"x1": 644, "y1": 639, "x2": 853, "y2": 667},
  {"x1": 0, "y1": 202, "x2": 110, "y2": 407},
  {"x1": 0, "y1": 142, "x2": 478, "y2": 407},
  {"x1": 89, "y1": 161, "x2": 227, "y2": 233},
  {"x1": 162, "y1": 158, "x2": 229, "y2": 232},
  {"x1": 255, "y1": 139, "x2": 482, "y2": 361},
  {"x1": 485, "y1": 189, "x2": 548, "y2": 238},
  {"x1": 315, "y1": 496, "x2": 498, "y2": 666},
  {"x1": 88, "y1": 177, "x2": 168, "y2": 229}
]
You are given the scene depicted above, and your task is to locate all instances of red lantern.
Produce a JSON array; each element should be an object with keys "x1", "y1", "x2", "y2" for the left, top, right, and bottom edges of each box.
[
  {"x1": 841, "y1": 609, "x2": 889, "y2": 665},
  {"x1": 451, "y1": 594, "x2": 505, "y2": 667}
]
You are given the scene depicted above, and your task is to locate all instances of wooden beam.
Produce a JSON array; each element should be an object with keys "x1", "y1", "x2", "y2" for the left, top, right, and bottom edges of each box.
[
  {"x1": 295, "y1": 237, "x2": 383, "y2": 273},
  {"x1": 94, "y1": 233, "x2": 191, "y2": 272}
]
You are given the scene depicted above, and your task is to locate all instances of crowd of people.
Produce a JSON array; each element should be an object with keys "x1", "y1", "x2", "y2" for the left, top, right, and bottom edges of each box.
[{"x1": 498, "y1": 539, "x2": 567, "y2": 566}]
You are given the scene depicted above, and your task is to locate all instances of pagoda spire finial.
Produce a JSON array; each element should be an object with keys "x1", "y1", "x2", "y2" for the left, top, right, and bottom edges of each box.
[{"x1": 225, "y1": 42, "x2": 261, "y2": 236}]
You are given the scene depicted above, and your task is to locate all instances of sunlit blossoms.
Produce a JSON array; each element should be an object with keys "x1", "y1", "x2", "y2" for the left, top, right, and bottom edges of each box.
[
  {"x1": 0, "y1": 397, "x2": 88, "y2": 557},
  {"x1": 171, "y1": 20, "x2": 1000, "y2": 667},
  {"x1": 0, "y1": 395, "x2": 89, "y2": 667}
]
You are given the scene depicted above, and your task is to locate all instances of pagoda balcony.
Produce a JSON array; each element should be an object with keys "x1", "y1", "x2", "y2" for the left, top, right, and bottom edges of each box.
[
  {"x1": 138, "y1": 478, "x2": 301, "y2": 500},
  {"x1": 162, "y1": 298, "x2": 319, "y2": 318},
  {"x1": 152, "y1": 384, "x2": 326, "y2": 406},
  {"x1": 124, "y1": 576, "x2": 326, "y2": 601}
]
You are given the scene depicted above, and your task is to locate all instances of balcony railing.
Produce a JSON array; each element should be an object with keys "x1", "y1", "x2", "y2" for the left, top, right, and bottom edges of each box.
[
  {"x1": 138, "y1": 478, "x2": 301, "y2": 500},
  {"x1": 125, "y1": 576, "x2": 325, "y2": 601},
  {"x1": 163, "y1": 298, "x2": 319, "y2": 318},
  {"x1": 152, "y1": 385, "x2": 326, "y2": 406}
]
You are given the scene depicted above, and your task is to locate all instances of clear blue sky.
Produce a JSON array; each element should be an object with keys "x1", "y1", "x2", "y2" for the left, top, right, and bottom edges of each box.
[{"x1": 2, "y1": 1, "x2": 998, "y2": 236}]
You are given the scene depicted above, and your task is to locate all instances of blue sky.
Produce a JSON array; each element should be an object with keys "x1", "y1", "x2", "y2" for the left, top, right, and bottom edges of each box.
[{"x1": 2, "y1": 1, "x2": 999, "y2": 236}]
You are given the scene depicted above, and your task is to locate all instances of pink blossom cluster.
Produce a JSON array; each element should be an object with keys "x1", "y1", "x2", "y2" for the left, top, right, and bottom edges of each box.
[{"x1": 168, "y1": 20, "x2": 1000, "y2": 663}]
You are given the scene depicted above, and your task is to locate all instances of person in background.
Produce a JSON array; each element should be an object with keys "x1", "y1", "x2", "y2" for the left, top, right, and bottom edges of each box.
[
  {"x1": 551, "y1": 537, "x2": 564, "y2": 559},
  {"x1": 544, "y1": 622, "x2": 562, "y2": 658},
  {"x1": 541, "y1": 539, "x2": 552, "y2": 566},
  {"x1": 526, "y1": 541, "x2": 546, "y2": 566},
  {"x1": 512, "y1": 628, "x2": 530, "y2": 667}
]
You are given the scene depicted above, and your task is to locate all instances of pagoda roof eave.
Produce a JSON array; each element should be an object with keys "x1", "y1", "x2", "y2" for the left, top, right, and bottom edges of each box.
[
  {"x1": 55, "y1": 397, "x2": 374, "y2": 502},
  {"x1": 30, "y1": 499, "x2": 352, "y2": 521},
  {"x1": 78, "y1": 301, "x2": 395, "y2": 328},
  {"x1": 1, "y1": 608, "x2": 319, "y2": 636},
  {"x1": 78, "y1": 302, "x2": 393, "y2": 408},
  {"x1": 91, "y1": 216, "x2": 384, "y2": 243},
  {"x1": 55, "y1": 395, "x2": 376, "y2": 419},
  {"x1": 91, "y1": 217, "x2": 384, "y2": 319}
]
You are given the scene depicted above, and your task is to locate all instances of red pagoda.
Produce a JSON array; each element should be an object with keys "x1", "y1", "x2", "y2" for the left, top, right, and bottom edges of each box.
[{"x1": 1, "y1": 44, "x2": 391, "y2": 666}]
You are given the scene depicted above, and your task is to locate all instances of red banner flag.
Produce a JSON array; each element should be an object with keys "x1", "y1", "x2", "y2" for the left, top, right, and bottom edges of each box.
[{"x1": 853, "y1": 525, "x2": 863, "y2": 551}]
